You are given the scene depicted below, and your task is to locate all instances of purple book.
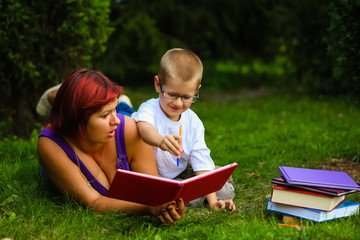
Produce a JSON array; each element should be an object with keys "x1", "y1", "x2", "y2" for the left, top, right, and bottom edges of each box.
[
  {"x1": 271, "y1": 177, "x2": 359, "y2": 196},
  {"x1": 278, "y1": 166, "x2": 360, "y2": 190}
]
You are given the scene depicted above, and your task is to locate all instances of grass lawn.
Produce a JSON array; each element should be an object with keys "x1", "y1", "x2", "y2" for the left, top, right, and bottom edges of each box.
[{"x1": 1, "y1": 89, "x2": 360, "y2": 239}]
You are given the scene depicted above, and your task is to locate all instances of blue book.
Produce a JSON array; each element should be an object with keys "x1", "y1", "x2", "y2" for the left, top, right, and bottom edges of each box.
[
  {"x1": 266, "y1": 199, "x2": 360, "y2": 222},
  {"x1": 279, "y1": 166, "x2": 360, "y2": 190}
]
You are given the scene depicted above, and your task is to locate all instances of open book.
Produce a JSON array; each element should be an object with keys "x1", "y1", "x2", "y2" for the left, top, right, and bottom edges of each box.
[{"x1": 107, "y1": 163, "x2": 238, "y2": 206}]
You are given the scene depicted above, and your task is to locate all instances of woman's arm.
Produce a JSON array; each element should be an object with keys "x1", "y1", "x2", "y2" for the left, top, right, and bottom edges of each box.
[
  {"x1": 38, "y1": 136, "x2": 147, "y2": 213},
  {"x1": 38, "y1": 136, "x2": 184, "y2": 223},
  {"x1": 123, "y1": 116, "x2": 159, "y2": 175},
  {"x1": 38, "y1": 119, "x2": 185, "y2": 223}
]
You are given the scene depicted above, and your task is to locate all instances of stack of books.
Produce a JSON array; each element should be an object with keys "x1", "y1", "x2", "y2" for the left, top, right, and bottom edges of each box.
[{"x1": 267, "y1": 166, "x2": 360, "y2": 222}]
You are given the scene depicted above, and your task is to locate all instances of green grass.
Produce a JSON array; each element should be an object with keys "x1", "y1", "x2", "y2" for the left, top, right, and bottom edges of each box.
[{"x1": 1, "y1": 90, "x2": 360, "y2": 239}]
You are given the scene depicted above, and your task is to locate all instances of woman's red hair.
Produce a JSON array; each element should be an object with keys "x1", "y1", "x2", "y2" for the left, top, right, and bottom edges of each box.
[{"x1": 47, "y1": 68, "x2": 123, "y2": 139}]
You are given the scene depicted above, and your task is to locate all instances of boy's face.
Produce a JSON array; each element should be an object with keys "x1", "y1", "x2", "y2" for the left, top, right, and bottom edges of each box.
[{"x1": 155, "y1": 76, "x2": 200, "y2": 121}]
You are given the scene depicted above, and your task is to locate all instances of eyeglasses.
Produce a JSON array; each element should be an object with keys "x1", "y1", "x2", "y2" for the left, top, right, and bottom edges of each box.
[{"x1": 159, "y1": 80, "x2": 199, "y2": 103}]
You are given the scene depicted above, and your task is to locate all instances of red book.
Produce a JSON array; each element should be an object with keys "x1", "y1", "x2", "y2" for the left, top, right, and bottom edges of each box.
[
  {"x1": 271, "y1": 185, "x2": 345, "y2": 211},
  {"x1": 107, "y1": 163, "x2": 238, "y2": 206}
]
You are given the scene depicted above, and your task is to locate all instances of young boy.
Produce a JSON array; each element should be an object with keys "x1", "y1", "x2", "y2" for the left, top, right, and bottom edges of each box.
[{"x1": 131, "y1": 48, "x2": 235, "y2": 212}]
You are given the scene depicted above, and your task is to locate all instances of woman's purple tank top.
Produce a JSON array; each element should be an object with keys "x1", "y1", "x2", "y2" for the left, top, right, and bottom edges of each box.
[{"x1": 38, "y1": 113, "x2": 129, "y2": 196}]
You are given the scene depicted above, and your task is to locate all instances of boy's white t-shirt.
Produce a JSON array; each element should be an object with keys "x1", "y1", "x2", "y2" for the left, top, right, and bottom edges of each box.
[{"x1": 131, "y1": 98, "x2": 215, "y2": 179}]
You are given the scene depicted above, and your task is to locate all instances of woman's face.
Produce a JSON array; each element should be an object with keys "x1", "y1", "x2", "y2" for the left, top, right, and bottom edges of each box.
[{"x1": 85, "y1": 99, "x2": 120, "y2": 144}]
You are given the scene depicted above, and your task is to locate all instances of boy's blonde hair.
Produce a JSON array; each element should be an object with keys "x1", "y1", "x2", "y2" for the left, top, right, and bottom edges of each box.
[{"x1": 158, "y1": 48, "x2": 203, "y2": 86}]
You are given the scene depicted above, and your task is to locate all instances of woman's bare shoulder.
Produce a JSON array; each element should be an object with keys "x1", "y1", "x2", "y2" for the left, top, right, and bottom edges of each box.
[
  {"x1": 37, "y1": 135, "x2": 71, "y2": 171},
  {"x1": 38, "y1": 135, "x2": 61, "y2": 157},
  {"x1": 123, "y1": 115, "x2": 141, "y2": 141},
  {"x1": 122, "y1": 115, "x2": 157, "y2": 174}
]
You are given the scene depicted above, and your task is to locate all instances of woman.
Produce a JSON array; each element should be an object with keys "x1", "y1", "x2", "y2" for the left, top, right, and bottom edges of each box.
[{"x1": 37, "y1": 68, "x2": 184, "y2": 224}]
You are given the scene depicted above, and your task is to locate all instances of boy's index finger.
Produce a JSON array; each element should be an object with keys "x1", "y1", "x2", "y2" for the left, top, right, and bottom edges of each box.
[{"x1": 171, "y1": 135, "x2": 182, "y2": 152}]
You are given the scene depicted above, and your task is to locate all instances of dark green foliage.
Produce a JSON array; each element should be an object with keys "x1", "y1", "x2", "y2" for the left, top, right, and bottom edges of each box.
[
  {"x1": 96, "y1": 0, "x2": 360, "y2": 94},
  {"x1": 1, "y1": 0, "x2": 360, "y2": 137},
  {"x1": 94, "y1": 0, "x2": 273, "y2": 88},
  {"x1": 94, "y1": 1, "x2": 168, "y2": 86},
  {"x1": 0, "y1": 0, "x2": 112, "y2": 137},
  {"x1": 146, "y1": 0, "x2": 271, "y2": 60},
  {"x1": 325, "y1": 0, "x2": 360, "y2": 93},
  {"x1": 265, "y1": 0, "x2": 333, "y2": 91}
]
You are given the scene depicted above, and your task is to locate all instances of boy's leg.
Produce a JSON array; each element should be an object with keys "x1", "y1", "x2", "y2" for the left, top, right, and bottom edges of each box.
[
  {"x1": 215, "y1": 182, "x2": 235, "y2": 201},
  {"x1": 214, "y1": 165, "x2": 235, "y2": 201}
]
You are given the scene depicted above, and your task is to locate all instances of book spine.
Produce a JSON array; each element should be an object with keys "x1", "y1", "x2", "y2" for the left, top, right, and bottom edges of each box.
[
  {"x1": 173, "y1": 182, "x2": 184, "y2": 202},
  {"x1": 278, "y1": 166, "x2": 290, "y2": 182}
]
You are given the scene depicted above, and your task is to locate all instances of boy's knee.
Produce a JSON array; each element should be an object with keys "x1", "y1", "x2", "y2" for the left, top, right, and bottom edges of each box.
[{"x1": 216, "y1": 182, "x2": 235, "y2": 200}]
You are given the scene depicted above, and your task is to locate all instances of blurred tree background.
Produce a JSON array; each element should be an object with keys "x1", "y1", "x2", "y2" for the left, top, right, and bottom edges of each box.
[{"x1": 1, "y1": 0, "x2": 359, "y2": 137}]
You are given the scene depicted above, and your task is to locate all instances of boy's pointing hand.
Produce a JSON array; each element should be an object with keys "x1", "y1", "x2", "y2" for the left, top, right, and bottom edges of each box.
[{"x1": 159, "y1": 134, "x2": 183, "y2": 156}]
